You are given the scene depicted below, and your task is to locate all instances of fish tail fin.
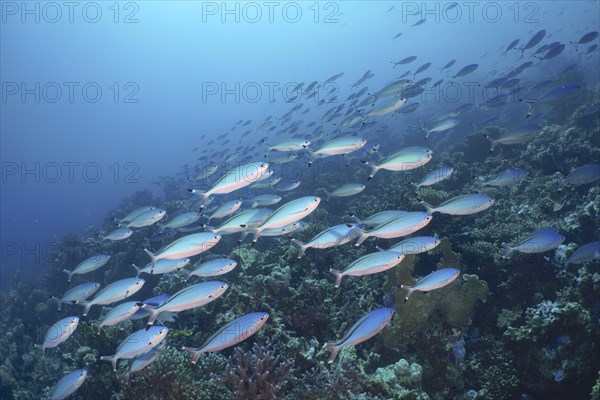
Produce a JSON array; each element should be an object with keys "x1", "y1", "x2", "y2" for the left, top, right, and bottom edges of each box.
[
  {"x1": 353, "y1": 229, "x2": 369, "y2": 247},
  {"x1": 482, "y1": 134, "x2": 496, "y2": 152},
  {"x1": 62, "y1": 269, "x2": 73, "y2": 283},
  {"x1": 141, "y1": 304, "x2": 159, "y2": 328},
  {"x1": 375, "y1": 245, "x2": 385, "y2": 252},
  {"x1": 399, "y1": 284, "x2": 414, "y2": 302},
  {"x1": 419, "y1": 200, "x2": 435, "y2": 214},
  {"x1": 181, "y1": 346, "x2": 202, "y2": 364},
  {"x1": 80, "y1": 302, "x2": 92, "y2": 317},
  {"x1": 329, "y1": 269, "x2": 343, "y2": 288},
  {"x1": 203, "y1": 225, "x2": 216, "y2": 233},
  {"x1": 502, "y1": 243, "x2": 514, "y2": 258},
  {"x1": 131, "y1": 264, "x2": 141, "y2": 277},
  {"x1": 143, "y1": 249, "x2": 158, "y2": 268},
  {"x1": 100, "y1": 355, "x2": 118, "y2": 372},
  {"x1": 188, "y1": 189, "x2": 209, "y2": 210},
  {"x1": 306, "y1": 148, "x2": 316, "y2": 167},
  {"x1": 323, "y1": 342, "x2": 341, "y2": 363},
  {"x1": 360, "y1": 160, "x2": 380, "y2": 181},
  {"x1": 290, "y1": 239, "x2": 307, "y2": 258}
]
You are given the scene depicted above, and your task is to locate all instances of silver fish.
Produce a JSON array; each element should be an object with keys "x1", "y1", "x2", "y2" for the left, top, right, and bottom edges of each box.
[
  {"x1": 503, "y1": 227, "x2": 565, "y2": 258},
  {"x1": 182, "y1": 258, "x2": 238, "y2": 280},
  {"x1": 565, "y1": 241, "x2": 600, "y2": 267},
  {"x1": 50, "y1": 369, "x2": 87, "y2": 400},
  {"x1": 401, "y1": 268, "x2": 460, "y2": 301},
  {"x1": 80, "y1": 278, "x2": 145, "y2": 317},
  {"x1": 291, "y1": 223, "x2": 361, "y2": 258},
  {"x1": 421, "y1": 194, "x2": 494, "y2": 215},
  {"x1": 413, "y1": 166, "x2": 453, "y2": 188},
  {"x1": 55, "y1": 282, "x2": 101, "y2": 311},
  {"x1": 140, "y1": 281, "x2": 229, "y2": 327},
  {"x1": 96, "y1": 301, "x2": 141, "y2": 334},
  {"x1": 363, "y1": 146, "x2": 432, "y2": 180},
  {"x1": 181, "y1": 312, "x2": 269, "y2": 364},
  {"x1": 101, "y1": 326, "x2": 169, "y2": 372},
  {"x1": 378, "y1": 236, "x2": 441, "y2": 255},
  {"x1": 323, "y1": 307, "x2": 394, "y2": 362},
  {"x1": 352, "y1": 212, "x2": 433, "y2": 246},
  {"x1": 330, "y1": 251, "x2": 405, "y2": 287},
  {"x1": 38, "y1": 316, "x2": 79, "y2": 355},
  {"x1": 103, "y1": 228, "x2": 133, "y2": 241},
  {"x1": 125, "y1": 208, "x2": 167, "y2": 228},
  {"x1": 132, "y1": 258, "x2": 191, "y2": 277},
  {"x1": 62, "y1": 254, "x2": 111, "y2": 283},
  {"x1": 144, "y1": 232, "x2": 221, "y2": 268}
]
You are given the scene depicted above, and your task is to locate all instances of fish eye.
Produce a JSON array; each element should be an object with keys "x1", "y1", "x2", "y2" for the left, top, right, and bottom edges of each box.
[{"x1": 208, "y1": 295, "x2": 213, "y2": 298}]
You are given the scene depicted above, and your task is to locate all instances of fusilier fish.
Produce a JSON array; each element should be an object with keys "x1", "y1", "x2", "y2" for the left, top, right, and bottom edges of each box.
[
  {"x1": 421, "y1": 194, "x2": 494, "y2": 215},
  {"x1": 330, "y1": 251, "x2": 405, "y2": 287},
  {"x1": 96, "y1": 301, "x2": 141, "y2": 334},
  {"x1": 485, "y1": 125, "x2": 541, "y2": 152},
  {"x1": 125, "y1": 208, "x2": 167, "y2": 228},
  {"x1": 330, "y1": 183, "x2": 366, "y2": 198},
  {"x1": 161, "y1": 211, "x2": 201, "y2": 229},
  {"x1": 207, "y1": 208, "x2": 273, "y2": 235},
  {"x1": 291, "y1": 223, "x2": 362, "y2": 258},
  {"x1": 362, "y1": 146, "x2": 432, "y2": 180},
  {"x1": 503, "y1": 227, "x2": 565, "y2": 257},
  {"x1": 249, "y1": 194, "x2": 282, "y2": 208},
  {"x1": 262, "y1": 221, "x2": 308, "y2": 237},
  {"x1": 242, "y1": 196, "x2": 321, "y2": 244},
  {"x1": 63, "y1": 254, "x2": 111, "y2": 283},
  {"x1": 207, "y1": 200, "x2": 243, "y2": 221},
  {"x1": 80, "y1": 278, "x2": 145, "y2": 317},
  {"x1": 352, "y1": 210, "x2": 407, "y2": 227},
  {"x1": 103, "y1": 228, "x2": 133, "y2": 241},
  {"x1": 401, "y1": 268, "x2": 460, "y2": 301},
  {"x1": 118, "y1": 342, "x2": 165, "y2": 383},
  {"x1": 378, "y1": 236, "x2": 441, "y2": 255},
  {"x1": 50, "y1": 369, "x2": 87, "y2": 400},
  {"x1": 307, "y1": 137, "x2": 367, "y2": 166},
  {"x1": 144, "y1": 232, "x2": 221, "y2": 268},
  {"x1": 413, "y1": 166, "x2": 454, "y2": 188},
  {"x1": 352, "y1": 212, "x2": 433, "y2": 246},
  {"x1": 116, "y1": 206, "x2": 156, "y2": 225},
  {"x1": 188, "y1": 162, "x2": 270, "y2": 209},
  {"x1": 263, "y1": 139, "x2": 310, "y2": 157},
  {"x1": 561, "y1": 164, "x2": 600, "y2": 187},
  {"x1": 479, "y1": 169, "x2": 528, "y2": 187},
  {"x1": 324, "y1": 307, "x2": 394, "y2": 362},
  {"x1": 565, "y1": 241, "x2": 600, "y2": 267},
  {"x1": 38, "y1": 316, "x2": 79, "y2": 355},
  {"x1": 101, "y1": 326, "x2": 169, "y2": 372},
  {"x1": 54, "y1": 282, "x2": 101, "y2": 311},
  {"x1": 132, "y1": 258, "x2": 191, "y2": 277},
  {"x1": 181, "y1": 258, "x2": 238, "y2": 280},
  {"x1": 139, "y1": 281, "x2": 229, "y2": 327},
  {"x1": 181, "y1": 312, "x2": 269, "y2": 364}
]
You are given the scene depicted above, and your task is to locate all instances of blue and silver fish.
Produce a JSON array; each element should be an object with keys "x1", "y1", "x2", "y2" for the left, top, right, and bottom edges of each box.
[
  {"x1": 421, "y1": 194, "x2": 494, "y2": 215},
  {"x1": 96, "y1": 301, "x2": 141, "y2": 334},
  {"x1": 330, "y1": 251, "x2": 405, "y2": 287},
  {"x1": 144, "y1": 232, "x2": 221, "y2": 268},
  {"x1": 182, "y1": 312, "x2": 269, "y2": 364},
  {"x1": 502, "y1": 227, "x2": 565, "y2": 258},
  {"x1": 38, "y1": 316, "x2": 79, "y2": 355},
  {"x1": 324, "y1": 307, "x2": 394, "y2": 362},
  {"x1": 132, "y1": 258, "x2": 190, "y2": 277},
  {"x1": 140, "y1": 281, "x2": 229, "y2": 327},
  {"x1": 80, "y1": 277, "x2": 145, "y2": 317},
  {"x1": 101, "y1": 326, "x2": 169, "y2": 372},
  {"x1": 55, "y1": 282, "x2": 101, "y2": 311},
  {"x1": 565, "y1": 241, "x2": 600, "y2": 267},
  {"x1": 103, "y1": 228, "x2": 133, "y2": 241},
  {"x1": 401, "y1": 268, "x2": 460, "y2": 301},
  {"x1": 62, "y1": 254, "x2": 111, "y2": 283},
  {"x1": 291, "y1": 223, "x2": 362, "y2": 258},
  {"x1": 352, "y1": 212, "x2": 433, "y2": 246},
  {"x1": 182, "y1": 258, "x2": 238, "y2": 280},
  {"x1": 378, "y1": 236, "x2": 441, "y2": 255},
  {"x1": 50, "y1": 369, "x2": 87, "y2": 400}
]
